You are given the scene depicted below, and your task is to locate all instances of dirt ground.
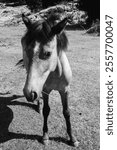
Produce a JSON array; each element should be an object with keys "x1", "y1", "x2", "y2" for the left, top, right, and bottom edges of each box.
[{"x1": 0, "y1": 23, "x2": 100, "y2": 150}]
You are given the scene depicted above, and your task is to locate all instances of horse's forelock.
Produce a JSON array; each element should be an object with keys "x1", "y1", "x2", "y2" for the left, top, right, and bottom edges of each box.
[{"x1": 25, "y1": 20, "x2": 52, "y2": 44}]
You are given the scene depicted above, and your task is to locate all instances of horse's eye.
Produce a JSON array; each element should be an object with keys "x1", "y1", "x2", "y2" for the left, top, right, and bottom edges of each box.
[
  {"x1": 44, "y1": 51, "x2": 51, "y2": 59},
  {"x1": 39, "y1": 51, "x2": 51, "y2": 60}
]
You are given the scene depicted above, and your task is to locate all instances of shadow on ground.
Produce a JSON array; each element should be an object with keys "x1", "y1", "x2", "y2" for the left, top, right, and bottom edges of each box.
[
  {"x1": 0, "y1": 94, "x2": 39, "y2": 112},
  {"x1": 0, "y1": 94, "x2": 71, "y2": 146},
  {"x1": 0, "y1": 131, "x2": 69, "y2": 146}
]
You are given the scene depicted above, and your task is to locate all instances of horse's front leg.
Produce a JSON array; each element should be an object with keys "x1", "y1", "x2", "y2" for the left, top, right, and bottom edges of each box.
[
  {"x1": 42, "y1": 91, "x2": 50, "y2": 145},
  {"x1": 59, "y1": 90, "x2": 79, "y2": 147}
]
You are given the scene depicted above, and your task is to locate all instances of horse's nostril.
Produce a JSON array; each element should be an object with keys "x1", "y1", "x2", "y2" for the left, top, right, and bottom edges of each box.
[{"x1": 31, "y1": 91, "x2": 38, "y2": 101}]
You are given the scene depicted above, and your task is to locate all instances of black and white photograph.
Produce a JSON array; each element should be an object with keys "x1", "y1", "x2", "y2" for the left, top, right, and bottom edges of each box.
[{"x1": 0, "y1": 0, "x2": 101, "y2": 149}]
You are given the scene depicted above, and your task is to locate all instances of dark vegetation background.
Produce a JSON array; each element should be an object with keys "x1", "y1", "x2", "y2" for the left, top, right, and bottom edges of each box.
[{"x1": 0, "y1": 0, "x2": 100, "y2": 27}]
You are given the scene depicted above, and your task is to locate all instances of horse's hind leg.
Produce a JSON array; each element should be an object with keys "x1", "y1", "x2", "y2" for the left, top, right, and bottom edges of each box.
[
  {"x1": 59, "y1": 91, "x2": 79, "y2": 147},
  {"x1": 42, "y1": 92, "x2": 50, "y2": 145}
]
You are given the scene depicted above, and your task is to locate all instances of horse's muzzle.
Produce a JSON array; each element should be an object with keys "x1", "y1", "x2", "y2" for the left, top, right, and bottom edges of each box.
[
  {"x1": 23, "y1": 88, "x2": 38, "y2": 102},
  {"x1": 31, "y1": 91, "x2": 38, "y2": 101}
]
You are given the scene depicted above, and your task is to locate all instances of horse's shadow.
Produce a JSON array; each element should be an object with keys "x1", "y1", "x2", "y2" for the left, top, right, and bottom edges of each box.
[
  {"x1": 0, "y1": 132, "x2": 42, "y2": 144},
  {"x1": 0, "y1": 132, "x2": 69, "y2": 146},
  {"x1": 0, "y1": 94, "x2": 38, "y2": 112},
  {"x1": 0, "y1": 94, "x2": 69, "y2": 146}
]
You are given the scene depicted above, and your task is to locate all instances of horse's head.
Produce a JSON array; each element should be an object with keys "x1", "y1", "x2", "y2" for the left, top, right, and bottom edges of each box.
[{"x1": 22, "y1": 14, "x2": 67, "y2": 102}]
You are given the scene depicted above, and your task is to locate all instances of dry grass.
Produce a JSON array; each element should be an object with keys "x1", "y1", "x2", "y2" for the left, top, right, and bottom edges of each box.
[{"x1": 0, "y1": 25, "x2": 100, "y2": 150}]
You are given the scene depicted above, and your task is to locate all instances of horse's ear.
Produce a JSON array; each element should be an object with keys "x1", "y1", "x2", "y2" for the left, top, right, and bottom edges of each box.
[
  {"x1": 51, "y1": 18, "x2": 67, "y2": 35},
  {"x1": 22, "y1": 14, "x2": 32, "y2": 29}
]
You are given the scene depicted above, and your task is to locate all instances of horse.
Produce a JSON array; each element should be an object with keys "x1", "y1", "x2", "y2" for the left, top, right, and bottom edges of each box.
[{"x1": 20, "y1": 13, "x2": 79, "y2": 147}]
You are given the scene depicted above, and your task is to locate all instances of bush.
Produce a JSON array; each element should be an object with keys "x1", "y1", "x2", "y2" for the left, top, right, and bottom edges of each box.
[
  {"x1": 78, "y1": 0, "x2": 100, "y2": 26},
  {"x1": 25, "y1": 0, "x2": 42, "y2": 11}
]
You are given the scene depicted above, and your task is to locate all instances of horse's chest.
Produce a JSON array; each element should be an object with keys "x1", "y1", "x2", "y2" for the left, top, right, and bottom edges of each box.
[{"x1": 44, "y1": 72, "x2": 68, "y2": 92}]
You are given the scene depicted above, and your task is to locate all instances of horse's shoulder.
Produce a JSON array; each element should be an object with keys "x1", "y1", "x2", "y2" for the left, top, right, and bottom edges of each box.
[{"x1": 59, "y1": 51, "x2": 72, "y2": 83}]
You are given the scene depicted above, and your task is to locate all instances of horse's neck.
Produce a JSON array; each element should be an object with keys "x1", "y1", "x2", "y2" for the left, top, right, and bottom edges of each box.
[
  {"x1": 58, "y1": 51, "x2": 72, "y2": 82},
  {"x1": 44, "y1": 51, "x2": 72, "y2": 92}
]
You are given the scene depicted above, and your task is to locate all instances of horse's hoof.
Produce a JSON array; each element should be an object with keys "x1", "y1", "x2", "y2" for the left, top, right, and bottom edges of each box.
[
  {"x1": 73, "y1": 141, "x2": 79, "y2": 147},
  {"x1": 69, "y1": 140, "x2": 79, "y2": 147},
  {"x1": 43, "y1": 139, "x2": 49, "y2": 146},
  {"x1": 43, "y1": 133, "x2": 49, "y2": 145}
]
